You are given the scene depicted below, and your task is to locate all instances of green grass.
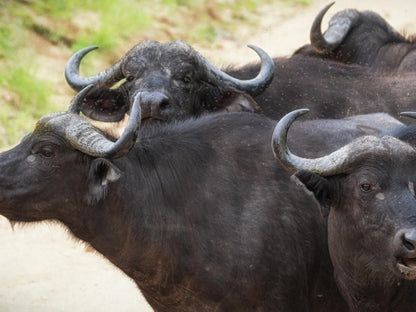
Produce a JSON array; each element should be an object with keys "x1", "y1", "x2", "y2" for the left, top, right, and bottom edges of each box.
[
  {"x1": 6, "y1": 66, "x2": 51, "y2": 113},
  {"x1": 0, "y1": 51, "x2": 53, "y2": 147},
  {"x1": 0, "y1": 7, "x2": 54, "y2": 147},
  {"x1": 69, "y1": 1, "x2": 153, "y2": 51}
]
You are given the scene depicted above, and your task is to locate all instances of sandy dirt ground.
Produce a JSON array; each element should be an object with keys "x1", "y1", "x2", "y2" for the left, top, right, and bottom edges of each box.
[{"x1": 0, "y1": 1, "x2": 415, "y2": 311}]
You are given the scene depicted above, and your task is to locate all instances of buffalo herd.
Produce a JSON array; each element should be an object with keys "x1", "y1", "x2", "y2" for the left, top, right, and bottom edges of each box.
[{"x1": 2, "y1": 3, "x2": 416, "y2": 312}]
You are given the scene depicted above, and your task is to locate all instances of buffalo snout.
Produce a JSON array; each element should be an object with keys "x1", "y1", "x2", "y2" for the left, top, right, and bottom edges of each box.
[
  {"x1": 136, "y1": 91, "x2": 170, "y2": 121},
  {"x1": 394, "y1": 229, "x2": 416, "y2": 279},
  {"x1": 395, "y1": 229, "x2": 416, "y2": 256}
]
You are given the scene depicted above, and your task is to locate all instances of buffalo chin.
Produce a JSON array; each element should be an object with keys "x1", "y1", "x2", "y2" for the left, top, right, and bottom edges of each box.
[{"x1": 396, "y1": 258, "x2": 416, "y2": 280}]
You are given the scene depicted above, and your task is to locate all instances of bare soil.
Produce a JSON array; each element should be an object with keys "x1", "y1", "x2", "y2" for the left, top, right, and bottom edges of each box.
[{"x1": 0, "y1": 1, "x2": 415, "y2": 311}]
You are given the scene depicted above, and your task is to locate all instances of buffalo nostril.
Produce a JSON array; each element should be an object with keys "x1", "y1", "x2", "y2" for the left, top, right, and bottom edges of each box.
[
  {"x1": 402, "y1": 230, "x2": 416, "y2": 252},
  {"x1": 403, "y1": 237, "x2": 415, "y2": 252},
  {"x1": 159, "y1": 98, "x2": 170, "y2": 110}
]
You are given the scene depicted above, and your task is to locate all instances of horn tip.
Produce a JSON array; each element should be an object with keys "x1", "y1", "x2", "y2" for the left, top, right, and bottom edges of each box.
[
  {"x1": 400, "y1": 112, "x2": 416, "y2": 118},
  {"x1": 83, "y1": 84, "x2": 95, "y2": 92},
  {"x1": 277, "y1": 108, "x2": 309, "y2": 130},
  {"x1": 75, "y1": 45, "x2": 99, "y2": 55},
  {"x1": 293, "y1": 108, "x2": 310, "y2": 118},
  {"x1": 322, "y1": 2, "x2": 336, "y2": 12},
  {"x1": 68, "y1": 84, "x2": 94, "y2": 113},
  {"x1": 82, "y1": 46, "x2": 99, "y2": 53},
  {"x1": 246, "y1": 44, "x2": 264, "y2": 55}
]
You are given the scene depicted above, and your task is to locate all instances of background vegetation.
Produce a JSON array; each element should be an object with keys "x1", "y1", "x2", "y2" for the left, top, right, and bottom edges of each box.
[{"x1": 0, "y1": 0, "x2": 310, "y2": 148}]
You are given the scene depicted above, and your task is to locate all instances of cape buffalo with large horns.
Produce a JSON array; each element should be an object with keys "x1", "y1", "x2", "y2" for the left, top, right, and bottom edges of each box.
[
  {"x1": 65, "y1": 40, "x2": 274, "y2": 125},
  {"x1": 272, "y1": 109, "x2": 416, "y2": 311}
]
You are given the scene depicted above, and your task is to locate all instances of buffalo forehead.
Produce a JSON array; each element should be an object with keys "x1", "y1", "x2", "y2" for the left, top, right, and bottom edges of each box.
[
  {"x1": 124, "y1": 40, "x2": 202, "y2": 72},
  {"x1": 345, "y1": 136, "x2": 416, "y2": 175},
  {"x1": 320, "y1": 135, "x2": 416, "y2": 175}
]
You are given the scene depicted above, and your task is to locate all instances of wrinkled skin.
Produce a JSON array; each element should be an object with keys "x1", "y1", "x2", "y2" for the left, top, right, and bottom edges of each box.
[
  {"x1": 296, "y1": 5, "x2": 416, "y2": 74},
  {"x1": 275, "y1": 113, "x2": 416, "y2": 311}
]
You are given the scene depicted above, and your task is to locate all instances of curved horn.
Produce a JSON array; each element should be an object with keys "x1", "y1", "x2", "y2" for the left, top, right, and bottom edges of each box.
[
  {"x1": 65, "y1": 46, "x2": 124, "y2": 91},
  {"x1": 67, "y1": 84, "x2": 94, "y2": 114},
  {"x1": 205, "y1": 45, "x2": 275, "y2": 96},
  {"x1": 400, "y1": 112, "x2": 416, "y2": 120},
  {"x1": 310, "y1": 3, "x2": 359, "y2": 54},
  {"x1": 272, "y1": 109, "x2": 393, "y2": 176},
  {"x1": 65, "y1": 87, "x2": 142, "y2": 159}
]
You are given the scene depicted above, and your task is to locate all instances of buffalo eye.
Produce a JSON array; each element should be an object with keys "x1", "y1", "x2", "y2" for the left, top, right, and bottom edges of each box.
[
  {"x1": 32, "y1": 143, "x2": 56, "y2": 159},
  {"x1": 360, "y1": 183, "x2": 372, "y2": 193},
  {"x1": 38, "y1": 147, "x2": 54, "y2": 159}
]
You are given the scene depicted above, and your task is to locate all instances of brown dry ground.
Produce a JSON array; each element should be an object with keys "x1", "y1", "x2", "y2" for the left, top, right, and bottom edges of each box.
[{"x1": 0, "y1": 0, "x2": 415, "y2": 311}]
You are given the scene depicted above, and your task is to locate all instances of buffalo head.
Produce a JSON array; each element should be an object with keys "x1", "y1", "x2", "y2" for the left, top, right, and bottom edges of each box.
[
  {"x1": 65, "y1": 40, "x2": 274, "y2": 125},
  {"x1": 297, "y1": 3, "x2": 416, "y2": 73},
  {"x1": 0, "y1": 85, "x2": 144, "y2": 222},
  {"x1": 272, "y1": 109, "x2": 416, "y2": 311}
]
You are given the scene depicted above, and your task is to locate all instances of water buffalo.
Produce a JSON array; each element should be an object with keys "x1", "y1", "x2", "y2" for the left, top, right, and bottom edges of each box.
[
  {"x1": 2, "y1": 82, "x2": 408, "y2": 310},
  {"x1": 65, "y1": 40, "x2": 274, "y2": 126},
  {"x1": 272, "y1": 109, "x2": 416, "y2": 312},
  {"x1": 296, "y1": 3, "x2": 416, "y2": 73}
]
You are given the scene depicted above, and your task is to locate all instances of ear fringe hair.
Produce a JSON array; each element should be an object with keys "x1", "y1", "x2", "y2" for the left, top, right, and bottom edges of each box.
[{"x1": 86, "y1": 184, "x2": 108, "y2": 206}]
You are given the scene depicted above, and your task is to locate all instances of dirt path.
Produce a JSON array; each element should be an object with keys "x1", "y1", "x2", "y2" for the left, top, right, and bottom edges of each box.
[{"x1": 0, "y1": 1, "x2": 414, "y2": 311}]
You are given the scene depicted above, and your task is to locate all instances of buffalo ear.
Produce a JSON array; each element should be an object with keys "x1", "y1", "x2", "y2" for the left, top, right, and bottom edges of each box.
[
  {"x1": 294, "y1": 170, "x2": 333, "y2": 217},
  {"x1": 87, "y1": 158, "x2": 122, "y2": 205},
  {"x1": 215, "y1": 91, "x2": 261, "y2": 113},
  {"x1": 81, "y1": 87, "x2": 128, "y2": 122}
]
